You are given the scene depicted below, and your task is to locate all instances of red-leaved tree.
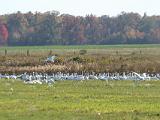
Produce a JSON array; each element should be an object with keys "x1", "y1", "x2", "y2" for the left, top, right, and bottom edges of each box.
[{"x1": 0, "y1": 24, "x2": 8, "y2": 45}]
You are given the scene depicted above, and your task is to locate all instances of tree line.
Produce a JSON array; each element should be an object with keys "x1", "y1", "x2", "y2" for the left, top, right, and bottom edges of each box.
[{"x1": 0, "y1": 11, "x2": 160, "y2": 46}]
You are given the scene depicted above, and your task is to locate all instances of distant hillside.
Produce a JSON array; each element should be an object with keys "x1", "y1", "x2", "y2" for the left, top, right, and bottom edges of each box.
[{"x1": 0, "y1": 11, "x2": 160, "y2": 46}]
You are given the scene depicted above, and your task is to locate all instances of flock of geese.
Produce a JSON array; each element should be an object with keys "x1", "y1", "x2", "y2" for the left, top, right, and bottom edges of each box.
[{"x1": 0, "y1": 72, "x2": 160, "y2": 85}]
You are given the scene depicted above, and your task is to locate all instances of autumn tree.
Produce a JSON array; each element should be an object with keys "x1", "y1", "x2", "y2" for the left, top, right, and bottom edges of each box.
[
  {"x1": 0, "y1": 20, "x2": 8, "y2": 45},
  {"x1": 0, "y1": 11, "x2": 160, "y2": 46}
]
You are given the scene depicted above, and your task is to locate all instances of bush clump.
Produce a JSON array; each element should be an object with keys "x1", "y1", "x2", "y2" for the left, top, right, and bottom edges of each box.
[
  {"x1": 72, "y1": 56, "x2": 83, "y2": 63},
  {"x1": 79, "y1": 49, "x2": 87, "y2": 55}
]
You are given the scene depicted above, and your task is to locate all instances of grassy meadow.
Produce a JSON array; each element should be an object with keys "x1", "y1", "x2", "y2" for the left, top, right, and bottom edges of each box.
[
  {"x1": 0, "y1": 44, "x2": 160, "y2": 73},
  {"x1": 0, "y1": 45, "x2": 160, "y2": 120},
  {"x1": 0, "y1": 44, "x2": 160, "y2": 56},
  {"x1": 0, "y1": 79, "x2": 160, "y2": 120}
]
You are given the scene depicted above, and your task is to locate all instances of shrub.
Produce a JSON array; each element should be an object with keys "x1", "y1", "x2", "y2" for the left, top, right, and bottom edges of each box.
[
  {"x1": 79, "y1": 49, "x2": 87, "y2": 55},
  {"x1": 72, "y1": 56, "x2": 83, "y2": 63},
  {"x1": 54, "y1": 57, "x2": 65, "y2": 64}
]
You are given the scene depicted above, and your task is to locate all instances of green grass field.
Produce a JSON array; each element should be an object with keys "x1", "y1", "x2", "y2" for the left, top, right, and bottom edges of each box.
[
  {"x1": 1, "y1": 44, "x2": 160, "y2": 49},
  {"x1": 0, "y1": 79, "x2": 160, "y2": 120},
  {"x1": 1, "y1": 44, "x2": 160, "y2": 56}
]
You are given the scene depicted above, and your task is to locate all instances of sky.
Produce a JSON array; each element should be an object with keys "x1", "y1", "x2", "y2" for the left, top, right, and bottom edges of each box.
[{"x1": 0, "y1": 0, "x2": 159, "y2": 16}]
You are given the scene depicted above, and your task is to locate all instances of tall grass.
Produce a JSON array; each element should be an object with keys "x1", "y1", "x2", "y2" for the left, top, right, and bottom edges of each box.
[{"x1": 0, "y1": 45, "x2": 160, "y2": 74}]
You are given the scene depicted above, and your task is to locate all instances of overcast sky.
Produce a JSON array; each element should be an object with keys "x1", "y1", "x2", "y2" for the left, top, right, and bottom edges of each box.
[{"x1": 0, "y1": 0, "x2": 159, "y2": 16}]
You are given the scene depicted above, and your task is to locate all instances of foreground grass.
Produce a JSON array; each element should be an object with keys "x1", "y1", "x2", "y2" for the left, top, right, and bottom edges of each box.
[{"x1": 0, "y1": 79, "x2": 160, "y2": 120}]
